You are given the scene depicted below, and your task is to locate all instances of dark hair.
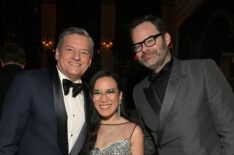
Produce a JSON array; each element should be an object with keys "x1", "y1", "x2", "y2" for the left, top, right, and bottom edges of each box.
[
  {"x1": 129, "y1": 14, "x2": 168, "y2": 43},
  {"x1": 0, "y1": 43, "x2": 26, "y2": 65},
  {"x1": 56, "y1": 27, "x2": 94, "y2": 58},
  {"x1": 80, "y1": 70, "x2": 128, "y2": 154}
]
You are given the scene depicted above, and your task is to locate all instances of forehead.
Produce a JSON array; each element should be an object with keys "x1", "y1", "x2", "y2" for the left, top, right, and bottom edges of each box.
[
  {"x1": 94, "y1": 77, "x2": 117, "y2": 89},
  {"x1": 132, "y1": 21, "x2": 160, "y2": 43},
  {"x1": 62, "y1": 34, "x2": 90, "y2": 49}
]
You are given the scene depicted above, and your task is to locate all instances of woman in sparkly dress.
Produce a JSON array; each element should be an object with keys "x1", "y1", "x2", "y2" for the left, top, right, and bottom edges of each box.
[{"x1": 80, "y1": 70, "x2": 144, "y2": 155}]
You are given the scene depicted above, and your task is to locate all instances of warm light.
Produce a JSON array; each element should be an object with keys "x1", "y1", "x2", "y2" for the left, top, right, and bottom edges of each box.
[
  {"x1": 102, "y1": 42, "x2": 107, "y2": 46},
  {"x1": 102, "y1": 40, "x2": 113, "y2": 48},
  {"x1": 42, "y1": 40, "x2": 54, "y2": 49}
]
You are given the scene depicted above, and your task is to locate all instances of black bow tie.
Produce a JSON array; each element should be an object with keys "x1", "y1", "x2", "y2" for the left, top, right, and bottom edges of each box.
[{"x1": 62, "y1": 79, "x2": 83, "y2": 98}]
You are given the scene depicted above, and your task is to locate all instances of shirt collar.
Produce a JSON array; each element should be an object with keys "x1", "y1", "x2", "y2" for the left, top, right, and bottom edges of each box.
[
  {"x1": 56, "y1": 66, "x2": 82, "y2": 84},
  {"x1": 148, "y1": 57, "x2": 173, "y2": 82}
]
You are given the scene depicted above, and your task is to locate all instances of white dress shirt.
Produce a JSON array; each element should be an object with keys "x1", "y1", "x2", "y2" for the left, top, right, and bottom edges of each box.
[{"x1": 57, "y1": 68, "x2": 85, "y2": 153}]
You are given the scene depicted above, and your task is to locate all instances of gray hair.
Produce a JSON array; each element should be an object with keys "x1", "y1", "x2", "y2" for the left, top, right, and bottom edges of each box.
[{"x1": 56, "y1": 27, "x2": 94, "y2": 57}]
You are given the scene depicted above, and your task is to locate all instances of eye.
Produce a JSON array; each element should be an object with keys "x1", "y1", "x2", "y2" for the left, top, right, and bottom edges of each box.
[
  {"x1": 80, "y1": 50, "x2": 89, "y2": 55},
  {"x1": 145, "y1": 37, "x2": 155, "y2": 45},
  {"x1": 106, "y1": 89, "x2": 116, "y2": 94},
  {"x1": 134, "y1": 44, "x2": 141, "y2": 51},
  {"x1": 92, "y1": 90, "x2": 101, "y2": 95},
  {"x1": 66, "y1": 48, "x2": 73, "y2": 52}
]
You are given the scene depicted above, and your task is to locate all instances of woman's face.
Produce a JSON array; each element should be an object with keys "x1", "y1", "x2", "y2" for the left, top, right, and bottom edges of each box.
[{"x1": 92, "y1": 76, "x2": 122, "y2": 120}]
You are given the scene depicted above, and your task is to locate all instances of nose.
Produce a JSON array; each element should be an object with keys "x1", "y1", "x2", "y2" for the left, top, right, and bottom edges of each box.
[
  {"x1": 73, "y1": 51, "x2": 80, "y2": 60},
  {"x1": 100, "y1": 93, "x2": 108, "y2": 102},
  {"x1": 141, "y1": 43, "x2": 149, "y2": 52}
]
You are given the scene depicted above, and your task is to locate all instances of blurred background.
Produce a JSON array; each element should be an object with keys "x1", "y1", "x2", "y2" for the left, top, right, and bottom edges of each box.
[{"x1": 0, "y1": 0, "x2": 233, "y2": 110}]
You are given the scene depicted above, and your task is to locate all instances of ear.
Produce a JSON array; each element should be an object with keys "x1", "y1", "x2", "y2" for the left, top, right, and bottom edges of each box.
[
  {"x1": 119, "y1": 91, "x2": 123, "y2": 102},
  {"x1": 88, "y1": 58, "x2": 92, "y2": 67},
  {"x1": 55, "y1": 48, "x2": 59, "y2": 60},
  {"x1": 164, "y1": 32, "x2": 171, "y2": 46}
]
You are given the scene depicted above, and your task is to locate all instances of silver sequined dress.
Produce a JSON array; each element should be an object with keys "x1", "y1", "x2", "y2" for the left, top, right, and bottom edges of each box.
[
  {"x1": 90, "y1": 139, "x2": 131, "y2": 155},
  {"x1": 90, "y1": 122, "x2": 136, "y2": 155}
]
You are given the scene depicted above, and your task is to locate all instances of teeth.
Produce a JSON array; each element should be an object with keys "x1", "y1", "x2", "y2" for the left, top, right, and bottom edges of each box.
[
  {"x1": 100, "y1": 105, "x2": 111, "y2": 109},
  {"x1": 70, "y1": 62, "x2": 81, "y2": 66}
]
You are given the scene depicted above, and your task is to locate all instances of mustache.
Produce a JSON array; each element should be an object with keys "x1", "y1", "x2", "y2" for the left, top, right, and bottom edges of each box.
[{"x1": 141, "y1": 51, "x2": 158, "y2": 59}]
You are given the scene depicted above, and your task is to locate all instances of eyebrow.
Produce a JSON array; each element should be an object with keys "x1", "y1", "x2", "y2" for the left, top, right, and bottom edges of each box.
[
  {"x1": 133, "y1": 35, "x2": 155, "y2": 45},
  {"x1": 93, "y1": 88, "x2": 116, "y2": 91}
]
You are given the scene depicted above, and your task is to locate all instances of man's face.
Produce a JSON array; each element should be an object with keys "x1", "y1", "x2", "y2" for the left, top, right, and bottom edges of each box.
[
  {"x1": 55, "y1": 34, "x2": 92, "y2": 81},
  {"x1": 131, "y1": 21, "x2": 171, "y2": 73}
]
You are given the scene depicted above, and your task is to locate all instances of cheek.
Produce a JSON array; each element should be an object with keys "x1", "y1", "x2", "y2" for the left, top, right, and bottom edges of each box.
[
  {"x1": 113, "y1": 99, "x2": 120, "y2": 108},
  {"x1": 93, "y1": 100, "x2": 99, "y2": 109},
  {"x1": 136, "y1": 53, "x2": 141, "y2": 59},
  {"x1": 83, "y1": 57, "x2": 91, "y2": 65}
]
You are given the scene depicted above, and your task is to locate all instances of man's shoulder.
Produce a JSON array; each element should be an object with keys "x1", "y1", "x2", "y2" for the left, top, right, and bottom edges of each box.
[
  {"x1": 133, "y1": 77, "x2": 148, "y2": 90},
  {"x1": 15, "y1": 68, "x2": 49, "y2": 80},
  {"x1": 178, "y1": 58, "x2": 215, "y2": 65}
]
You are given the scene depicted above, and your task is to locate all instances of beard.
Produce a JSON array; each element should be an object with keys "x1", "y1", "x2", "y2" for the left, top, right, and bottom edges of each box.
[{"x1": 139, "y1": 40, "x2": 170, "y2": 72}]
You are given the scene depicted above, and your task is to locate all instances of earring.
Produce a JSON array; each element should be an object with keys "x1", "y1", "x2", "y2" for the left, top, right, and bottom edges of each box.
[{"x1": 117, "y1": 101, "x2": 121, "y2": 120}]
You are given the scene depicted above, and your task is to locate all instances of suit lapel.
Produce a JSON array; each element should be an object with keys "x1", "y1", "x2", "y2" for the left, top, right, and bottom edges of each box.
[
  {"x1": 140, "y1": 80, "x2": 159, "y2": 132},
  {"x1": 143, "y1": 84, "x2": 162, "y2": 116},
  {"x1": 49, "y1": 67, "x2": 68, "y2": 155},
  {"x1": 69, "y1": 83, "x2": 90, "y2": 155},
  {"x1": 158, "y1": 58, "x2": 185, "y2": 144}
]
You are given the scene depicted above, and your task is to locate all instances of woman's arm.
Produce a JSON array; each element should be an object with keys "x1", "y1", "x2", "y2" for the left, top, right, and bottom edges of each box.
[{"x1": 131, "y1": 125, "x2": 144, "y2": 155}]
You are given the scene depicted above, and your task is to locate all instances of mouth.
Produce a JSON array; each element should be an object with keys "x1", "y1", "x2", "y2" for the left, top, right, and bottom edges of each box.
[
  {"x1": 99, "y1": 104, "x2": 112, "y2": 109},
  {"x1": 69, "y1": 62, "x2": 81, "y2": 66},
  {"x1": 142, "y1": 53, "x2": 154, "y2": 60}
]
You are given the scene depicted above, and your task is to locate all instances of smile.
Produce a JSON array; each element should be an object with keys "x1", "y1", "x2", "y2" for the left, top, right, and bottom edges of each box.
[
  {"x1": 99, "y1": 104, "x2": 111, "y2": 109},
  {"x1": 69, "y1": 62, "x2": 81, "y2": 66}
]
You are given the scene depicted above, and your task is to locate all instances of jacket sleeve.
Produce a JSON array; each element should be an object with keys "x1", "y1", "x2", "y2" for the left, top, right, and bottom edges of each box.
[
  {"x1": 0, "y1": 72, "x2": 32, "y2": 155},
  {"x1": 204, "y1": 59, "x2": 234, "y2": 155}
]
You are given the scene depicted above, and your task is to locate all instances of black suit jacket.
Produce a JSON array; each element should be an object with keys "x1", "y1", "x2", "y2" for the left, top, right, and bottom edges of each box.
[
  {"x1": 133, "y1": 57, "x2": 234, "y2": 155},
  {"x1": 0, "y1": 64, "x2": 22, "y2": 116},
  {"x1": 0, "y1": 67, "x2": 91, "y2": 155}
]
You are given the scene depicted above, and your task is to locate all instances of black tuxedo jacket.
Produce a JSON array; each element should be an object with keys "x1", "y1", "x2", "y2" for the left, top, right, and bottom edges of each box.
[
  {"x1": 133, "y1": 58, "x2": 234, "y2": 155},
  {"x1": 0, "y1": 67, "x2": 91, "y2": 155},
  {"x1": 0, "y1": 64, "x2": 22, "y2": 115}
]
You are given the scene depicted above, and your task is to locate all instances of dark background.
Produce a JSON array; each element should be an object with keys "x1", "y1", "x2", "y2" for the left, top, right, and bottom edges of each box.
[{"x1": 1, "y1": 0, "x2": 233, "y2": 108}]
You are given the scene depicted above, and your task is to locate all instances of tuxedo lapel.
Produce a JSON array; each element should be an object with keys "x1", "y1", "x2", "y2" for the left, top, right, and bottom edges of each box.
[
  {"x1": 49, "y1": 67, "x2": 68, "y2": 155},
  {"x1": 158, "y1": 58, "x2": 185, "y2": 145},
  {"x1": 140, "y1": 80, "x2": 159, "y2": 132},
  {"x1": 69, "y1": 83, "x2": 90, "y2": 155},
  {"x1": 143, "y1": 84, "x2": 162, "y2": 116},
  {"x1": 69, "y1": 122, "x2": 87, "y2": 155}
]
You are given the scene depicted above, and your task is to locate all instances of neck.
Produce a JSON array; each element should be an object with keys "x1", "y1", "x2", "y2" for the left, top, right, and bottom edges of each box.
[
  {"x1": 100, "y1": 113, "x2": 120, "y2": 124},
  {"x1": 154, "y1": 53, "x2": 171, "y2": 73}
]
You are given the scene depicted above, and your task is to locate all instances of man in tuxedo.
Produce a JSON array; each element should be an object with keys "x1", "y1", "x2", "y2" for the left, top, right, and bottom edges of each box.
[
  {"x1": 0, "y1": 43, "x2": 26, "y2": 116},
  {"x1": 130, "y1": 14, "x2": 234, "y2": 155},
  {"x1": 0, "y1": 27, "x2": 94, "y2": 155}
]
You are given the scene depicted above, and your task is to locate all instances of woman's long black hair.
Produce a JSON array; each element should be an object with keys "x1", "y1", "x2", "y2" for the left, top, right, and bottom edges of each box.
[{"x1": 80, "y1": 70, "x2": 129, "y2": 154}]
